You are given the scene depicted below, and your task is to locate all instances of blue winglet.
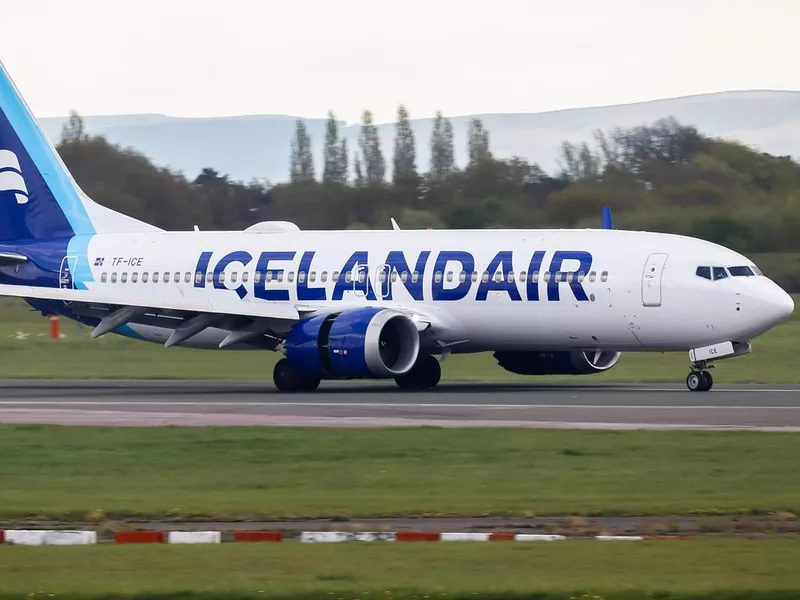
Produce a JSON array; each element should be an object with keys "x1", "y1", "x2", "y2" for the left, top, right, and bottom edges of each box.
[{"x1": 601, "y1": 205, "x2": 614, "y2": 230}]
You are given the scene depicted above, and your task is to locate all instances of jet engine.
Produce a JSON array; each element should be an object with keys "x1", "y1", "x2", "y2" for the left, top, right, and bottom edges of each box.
[
  {"x1": 284, "y1": 307, "x2": 420, "y2": 379},
  {"x1": 494, "y1": 350, "x2": 621, "y2": 375}
]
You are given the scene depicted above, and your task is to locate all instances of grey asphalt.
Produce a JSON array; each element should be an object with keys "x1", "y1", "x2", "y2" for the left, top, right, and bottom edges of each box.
[{"x1": 0, "y1": 380, "x2": 798, "y2": 430}]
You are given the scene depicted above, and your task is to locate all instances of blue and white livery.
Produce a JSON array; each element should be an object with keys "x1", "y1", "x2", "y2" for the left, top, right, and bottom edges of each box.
[{"x1": 0, "y1": 60, "x2": 793, "y2": 392}]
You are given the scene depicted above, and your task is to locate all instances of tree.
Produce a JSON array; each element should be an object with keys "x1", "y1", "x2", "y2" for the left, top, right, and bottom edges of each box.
[
  {"x1": 393, "y1": 105, "x2": 417, "y2": 186},
  {"x1": 358, "y1": 110, "x2": 385, "y2": 186},
  {"x1": 289, "y1": 119, "x2": 315, "y2": 183},
  {"x1": 467, "y1": 117, "x2": 491, "y2": 165},
  {"x1": 429, "y1": 111, "x2": 455, "y2": 178},
  {"x1": 353, "y1": 151, "x2": 365, "y2": 188},
  {"x1": 60, "y1": 110, "x2": 87, "y2": 144},
  {"x1": 322, "y1": 112, "x2": 348, "y2": 185},
  {"x1": 338, "y1": 138, "x2": 349, "y2": 185}
]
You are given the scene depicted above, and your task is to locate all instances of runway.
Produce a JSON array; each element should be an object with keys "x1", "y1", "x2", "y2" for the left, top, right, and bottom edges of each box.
[{"x1": 0, "y1": 380, "x2": 799, "y2": 430}]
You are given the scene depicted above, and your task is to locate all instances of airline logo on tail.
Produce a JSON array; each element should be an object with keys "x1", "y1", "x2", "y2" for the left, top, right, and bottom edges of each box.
[{"x1": 0, "y1": 149, "x2": 29, "y2": 204}]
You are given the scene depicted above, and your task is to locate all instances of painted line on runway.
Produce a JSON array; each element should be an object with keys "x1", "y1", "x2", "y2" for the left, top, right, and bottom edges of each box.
[{"x1": 0, "y1": 400, "x2": 798, "y2": 410}]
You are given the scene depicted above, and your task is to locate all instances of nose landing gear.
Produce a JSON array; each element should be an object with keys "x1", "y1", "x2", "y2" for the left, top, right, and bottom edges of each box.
[{"x1": 686, "y1": 369, "x2": 713, "y2": 392}]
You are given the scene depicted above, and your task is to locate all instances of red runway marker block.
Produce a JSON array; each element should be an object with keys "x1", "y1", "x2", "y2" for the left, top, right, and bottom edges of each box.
[
  {"x1": 396, "y1": 531, "x2": 440, "y2": 542},
  {"x1": 234, "y1": 531, "x2": 283, "y2": 542},
  {"x1": 489, "y1": 532, "x2": 516, "y2": 541},
  {"x1": 115, "y1": 531, "x2": 165, "y2": 544},
  {"x1": 0, "y1": 530, "x2": 4, "y2": 544}
]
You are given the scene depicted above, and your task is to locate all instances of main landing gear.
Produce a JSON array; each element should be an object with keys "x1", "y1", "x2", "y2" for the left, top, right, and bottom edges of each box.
[
  {"x1": 394, "y1": 354, "x2": 441, "y2": 391},
  {"x1": 273, "y1": 358, "x2": 321, "y2": 392},
  {"x1": 686, "y1": 369, "x2": 713, "y2": 392}
]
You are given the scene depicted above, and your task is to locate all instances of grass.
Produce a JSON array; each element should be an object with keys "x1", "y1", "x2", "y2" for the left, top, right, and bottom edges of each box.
[
  {"x1": 0, "y1": 539, "x2": 799, "y2": 599},
  {"x1": 0, "y1": 296, "x2": 798, "y2": 382},
  {"x1": 1, "y1": 425, "x2": 798, "y2": 520}
]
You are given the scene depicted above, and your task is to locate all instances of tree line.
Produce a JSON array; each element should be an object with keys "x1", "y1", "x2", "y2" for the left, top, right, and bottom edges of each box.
[{"x1": 57, "y1": 109, "x2": 800, "y2": 290}]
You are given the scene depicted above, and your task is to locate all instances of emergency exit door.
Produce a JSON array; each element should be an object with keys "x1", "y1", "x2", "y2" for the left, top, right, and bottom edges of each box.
[{"x1": 642, "y1": 253, "x2": 668, "y2": 307}]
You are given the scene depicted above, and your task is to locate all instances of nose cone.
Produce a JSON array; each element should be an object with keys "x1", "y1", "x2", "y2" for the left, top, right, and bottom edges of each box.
[{"x1": 760, "y1": 282, "x2": 794, "y2": 328}]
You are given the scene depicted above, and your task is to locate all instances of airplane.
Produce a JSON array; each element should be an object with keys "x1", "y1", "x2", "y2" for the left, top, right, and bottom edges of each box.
[{"x1": 0, "y1": 60, "x2": 794, "y2": 393}]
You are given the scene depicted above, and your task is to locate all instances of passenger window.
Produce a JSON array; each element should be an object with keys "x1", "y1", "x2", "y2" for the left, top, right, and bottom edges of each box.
[
  {"x1": 589, "y1": 271, "x2": 596, "y2": 283},
  {"x1": 101, "y1": 273, "x2": 107, "y2": 283},
  {"x1": 434, "y1": 271, "x2": 442, "y2": 283},
  {"x1": 219, "y1": 272, "x2": 226, "y2": 283},
  {"x1": 332, "y1": 271, "x2": 339, "y2": 282},
  {"x1": 554, "y1": 271, "x2": 562, "y2": 282},
  {"x1": 493, "y1": 271, "x2": 502, "y2": 283},
  {"x1": 601, "y1": 271, "x2": 608, "y2": 282},
  {"x1": 578, "y1": 271, "x2": 585, "y2": 282},
  {"x1": 265, "y1": 271, "x2": 273, "y2": 282},
  {"x1": 566, "y1": 272, "x2": 574, "y2": 283},
  {"x1": 142, "y1": 272, "x2": 149, "y2": 283},
  {"x1": 152, "y1": 272, "x2": 159, "y2": 283},
  {"x1": 446, "y1": 271, "x2": 453, "y2": 283},
  {"x1": 696, "y1": 266, "x2": 711, "y2": 280},
  {"x1": 411, "y1": 272, "x2": 419, "y2": 283},
  {"x1": 507, "y1": 272, "x2": 514, "y2": 283},
  {"x1": 298, "y1": 272, "x2": 305, "y2": 284},
  {"x1": 712, "y1": 267, "x2": 728, "y2": 280},
  {"x1": 391, "y1": 271, "x2": 398, "y2": 283},
  {"x1": 184, "y1": 272, "x2": 191, "y2": 283},
  {"x1": 345, "y1": 272, "x2": 352, "y2": 283},
  {"x1": 242, "y1": 272, "x2": 249, "y2": 283},
  {"x1": 206, "y1": 272, "x2": 213, "y2": 283},
  {"x1": 231, "y1": 272, "x2": 238, "y2": 283},
  {"x1": 111, "y1": 273, "x2": 118, "y2": 283},
  {"x1": 459, "y1": 271, "x2": 466, "y2": 283},
  {"x1": 481, "y1": 272, "x2": 489, "y2": 283},
  {"x1": 288, "y1": 272, "x2": 295, "y2": 283},
  {"x1": 321, "y1": 271, "x2": 328, "y2": 283},
  {"x1": 195, "y1": 272, "x2": 203, "y2": 284},
  {"x1": 401, "y1": 271, "x2": 408, "y2": 283},
  {"x1": 471, "y1": 271, "x2": 478, "y2": 282},
  {"x1": 132, "y1": 272, "x2": 139, "y2": 283},
  {"x1": 121, "y1": 272, "x2": 128, "y2": 283},
  {"x1": 519, "y1": 271, "x2": 527, "y2": 282},
  {"x1": 544, "y1": 271, "x2": 551, "y2": 282},
  {"x1": 532, "y1": 271, "x2": 539, "y2": 283},
  {"x1": 277, "y1": 272, "x2": 284, "y2": 283},
  {"x1": 162, "y1": 272, "x2": 169, "y2": 283},
  {"x1": 174, "y1": 272, "x2": 180, "y2": 283}
]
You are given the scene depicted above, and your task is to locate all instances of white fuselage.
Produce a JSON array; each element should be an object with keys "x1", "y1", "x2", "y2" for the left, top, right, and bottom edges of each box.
[{"x1": 77, "y1": 227, "x2": 793, "y2": 353}]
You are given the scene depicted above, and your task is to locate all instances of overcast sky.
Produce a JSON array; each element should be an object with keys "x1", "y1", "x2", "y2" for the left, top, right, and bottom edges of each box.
[{"x1": 1, "y1": 0, "x2": 798, "y2": 123}]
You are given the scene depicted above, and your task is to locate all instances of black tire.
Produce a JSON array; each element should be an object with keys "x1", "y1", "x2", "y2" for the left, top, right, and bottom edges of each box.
[
  {"x1": 297, "y1": 376, "x2": 321, "y2": 391},
  {"x1": 686, "y1": 371, "x2": 703, "y2": 392},
  {"x1": 394, "y1": 354, "x2": 441, "y2": 391},
  {"x1": 273, "y1": 358, "x2": 300, "y2": 392},
  {"x1": 701, "y1": 370, "x2": 713, "y2": 391}
]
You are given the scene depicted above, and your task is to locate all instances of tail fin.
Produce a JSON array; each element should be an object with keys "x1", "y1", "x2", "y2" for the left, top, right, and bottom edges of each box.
[
  {"x1": 0, "y1": 60, "x2": 158, "y2": 241},
  {"x1": 601, "y1": 205, "x2": 614, "y2": 230}
]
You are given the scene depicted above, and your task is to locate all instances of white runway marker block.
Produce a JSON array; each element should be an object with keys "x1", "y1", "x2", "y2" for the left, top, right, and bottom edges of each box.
[
  {"x1": 595, "y1": 535, "x2": 644, "y2": 541},
  {"x1": 42, "y1": 530, "x2": 96, "y2": 545},
  {"x1": 300, "y1": 531, "x2": 354, "y2": 543},
  {"x1": 4, "y1": 530, "x2": 46, "y2": 545},
  {"x1": 514, "y1": 534, "x2": 567, "y2": 541},
  {"x1": 441, "y1": 532, "x2": 491, "y2": 541},
  {"x1": 167, "y1": 531, "x2": 221, "y2": 544},
  {"x1": 354, "y1": 532, "x2": 396, "y2": 542}
]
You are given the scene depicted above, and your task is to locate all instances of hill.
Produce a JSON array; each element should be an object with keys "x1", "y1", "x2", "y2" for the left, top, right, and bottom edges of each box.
[{"x1": 40, "y1": 90, "x2": 800, "y2": 183}]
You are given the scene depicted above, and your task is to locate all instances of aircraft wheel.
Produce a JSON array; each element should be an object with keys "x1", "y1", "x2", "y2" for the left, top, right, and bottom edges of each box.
[
  {"x1": 297, "y1": 376, "x2": 321, "y2": 391},
  {"x1": 686, "y1": 370, "x2": 711, "y2": 392},
  {"x1": 273, "y1": 358, "x2": 301, "y2": 392},
  {"x1": 394, "y1": 355, "x2": 441, "y2": 391}
]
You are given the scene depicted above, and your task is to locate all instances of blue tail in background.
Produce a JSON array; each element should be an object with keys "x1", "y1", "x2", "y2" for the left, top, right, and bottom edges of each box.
[{"x1": 601, "y1": 205, "x2": 614, "y2": 230}]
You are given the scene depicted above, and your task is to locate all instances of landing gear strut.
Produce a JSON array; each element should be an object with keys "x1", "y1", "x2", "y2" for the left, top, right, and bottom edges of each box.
[
  {"x1": 686, "y1": 369, "x2": 713, "y2": 392},
  {"x1": 394, "y1": 354, "x2": 441, "y2": 391},
  {"x1": 273, "y1": 358, "x2": 320, "y2": 392}
]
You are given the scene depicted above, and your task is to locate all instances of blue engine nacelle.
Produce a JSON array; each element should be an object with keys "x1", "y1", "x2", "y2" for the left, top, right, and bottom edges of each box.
[{"x1": 284, "y1": 307, "x2": 421, "y2": 379}]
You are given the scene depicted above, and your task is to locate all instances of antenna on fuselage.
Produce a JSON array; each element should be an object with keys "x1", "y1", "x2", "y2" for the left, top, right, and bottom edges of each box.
[
  {"x1": 601, "y1": 206, "x2": 614, "y2": 230},
  {"x1": 390, "y1": 217, "x2": 401, "y2": 231}
]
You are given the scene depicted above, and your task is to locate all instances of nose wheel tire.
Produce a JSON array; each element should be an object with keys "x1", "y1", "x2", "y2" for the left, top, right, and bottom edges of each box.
[
  {"x1": 686, "y1": 370, "x2": 713, "y2": 392},
  {"x1": 273, "y1": 358, "x2": 321, "y2": 392}
]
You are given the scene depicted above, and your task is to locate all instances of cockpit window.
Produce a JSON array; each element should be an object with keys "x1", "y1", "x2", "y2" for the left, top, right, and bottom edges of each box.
[
  {"x1": 729, "y1": 266, "x2": 755, "y2": 277},
  {"x1": 696, "y1": 266, "x2": 711, "y2": 280},
  {"x1": 712, "y1": 267, "x2": 728, "y2": 280}
]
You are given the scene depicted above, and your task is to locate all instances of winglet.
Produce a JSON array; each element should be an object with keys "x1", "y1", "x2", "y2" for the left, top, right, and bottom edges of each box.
[
  {"x1": 390, "y1": 217, "x2": 401, "y2": 231},
  {"x1": 601, "y1": 205, "x2": 614, "y2": 230}
]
